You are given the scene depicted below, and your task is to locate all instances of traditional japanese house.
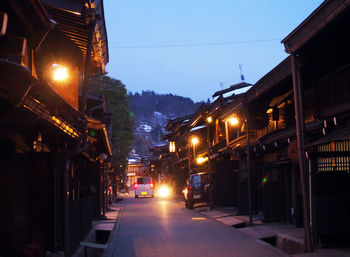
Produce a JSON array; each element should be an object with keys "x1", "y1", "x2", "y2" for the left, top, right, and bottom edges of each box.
[
  {"x1": 163, "y1": 114, "x2": 192, "y2": 194},
  {"x1": 282, "y1": 0, "x2": 350, "y2": 247},
  {"x1": 219, "y1": 56, "x2": 320, "y2": 232},
  {"x1": 0, "y1": 0, "x2": 110, "y2": 256},
  {"x1": 205, "y1": 85, "x2": 251, "y2": 207},
  {"x1": 185, "y1": 104, "x2": 208, "y2": 174},
  {"x1": 148, "y1": 143, "x2": 173, "y2": 186}
]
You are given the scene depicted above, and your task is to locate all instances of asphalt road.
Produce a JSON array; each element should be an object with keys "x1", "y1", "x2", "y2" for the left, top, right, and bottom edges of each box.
[{"x1": 111, "y1": 196, "x2": 287, "y2": 257}]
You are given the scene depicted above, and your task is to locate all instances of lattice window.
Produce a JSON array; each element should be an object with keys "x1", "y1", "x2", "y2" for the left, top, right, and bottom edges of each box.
[{"x1": 317, "y1": 141, "x2": 350, "y2": 173}]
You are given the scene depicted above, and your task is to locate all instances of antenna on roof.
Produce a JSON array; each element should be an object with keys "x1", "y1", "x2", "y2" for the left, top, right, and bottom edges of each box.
[
  {"x1": 220, "y1": 82, "x2": 225, "y2": 90},
  {"x1": 239, "y1": 64, "x2": 245, "y2": 81}
]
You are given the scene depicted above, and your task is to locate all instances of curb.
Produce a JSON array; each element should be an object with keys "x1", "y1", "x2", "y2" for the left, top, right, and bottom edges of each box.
[{"x1": 102, "y1": 199, "x2": 125, "y2": 257}]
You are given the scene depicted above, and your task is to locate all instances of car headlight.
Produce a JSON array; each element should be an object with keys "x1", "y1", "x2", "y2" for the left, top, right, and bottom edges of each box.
[{"x1": 159, "y1": 185, "x2": 171, "y2": 197}]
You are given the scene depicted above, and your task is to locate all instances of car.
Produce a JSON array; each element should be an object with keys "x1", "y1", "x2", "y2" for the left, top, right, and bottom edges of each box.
[
  {"x1": 134, "y1": 177, "x2": 154, "y2": 198},
  {"x1": 183, "y1": 172, "x2": 211, "y2": 209}
]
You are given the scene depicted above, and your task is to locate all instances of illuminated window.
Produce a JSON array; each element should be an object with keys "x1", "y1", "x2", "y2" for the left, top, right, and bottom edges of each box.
[{"x1": 317, "y1": 141, "x2": 350, "y2": 173}]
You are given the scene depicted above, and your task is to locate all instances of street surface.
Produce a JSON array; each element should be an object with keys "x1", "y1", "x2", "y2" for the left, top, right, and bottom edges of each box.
[{"x1": 111, "y1": 196, "x2": 287, "y2": 257}]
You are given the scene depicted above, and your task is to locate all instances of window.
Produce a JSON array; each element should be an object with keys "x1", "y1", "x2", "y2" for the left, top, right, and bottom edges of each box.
[
  {"x1": 317, "y1": 141, "x2": 350, "y2": 173},
  {"x1": 190, "y1": 175, "x2": 201, "y2": 185},
  {"x1": 137, "y1": 177, "x2": 151, "y2": 184}
]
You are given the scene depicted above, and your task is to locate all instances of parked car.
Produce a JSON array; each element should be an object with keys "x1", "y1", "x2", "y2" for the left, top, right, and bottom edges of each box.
[
  {"x1": 134, "y1": 177, "x2": 154, "y2": 198},
  {"x1": 183, "y1": 172, "x2": 210, "y2": 209}
]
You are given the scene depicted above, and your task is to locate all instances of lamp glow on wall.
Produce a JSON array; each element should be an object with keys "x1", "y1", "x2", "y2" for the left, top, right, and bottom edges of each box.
[{"x1": 196, "y1": 156, "x2": 208, "y2": 164}]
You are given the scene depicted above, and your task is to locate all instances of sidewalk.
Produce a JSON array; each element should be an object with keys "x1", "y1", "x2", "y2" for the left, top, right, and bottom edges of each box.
[
  {"x1": 73, "y1": 196, "x2": 123, "y2": 257},
  {"x1": 188, "y1": 202, "x2": 350, "y2": 257},
  {"x1": 101, "y1": 194, "x2": 126, "y2": 257}
]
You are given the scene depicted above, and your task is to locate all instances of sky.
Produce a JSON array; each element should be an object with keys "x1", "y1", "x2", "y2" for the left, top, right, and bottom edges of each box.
[{"x1": 104, "y1": 0, "x2": 324, "y2": 103}]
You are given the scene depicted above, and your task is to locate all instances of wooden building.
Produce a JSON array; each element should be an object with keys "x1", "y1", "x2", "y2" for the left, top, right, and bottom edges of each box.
[
  {"x1": 0, "y1": 0, "x2": 110, "y2": 256},
  {"x1": 282, "y1": 0, "x2": 350, "y2": 246}
]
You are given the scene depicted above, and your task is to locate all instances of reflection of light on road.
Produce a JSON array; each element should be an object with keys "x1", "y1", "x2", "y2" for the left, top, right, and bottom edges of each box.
[
  {"x1": 192, "y1": 217, "x2": 206, "y2": 220},
  {"x1": 158, "y1": 200, "x2": 169, "y2": 232},
  {"x1": 159, "y1": 200, "x2": 168, "y2": 219}
]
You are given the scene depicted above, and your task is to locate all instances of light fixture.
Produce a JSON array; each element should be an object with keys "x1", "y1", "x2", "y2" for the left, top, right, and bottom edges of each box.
[
  {"x1": 228, "y1": 116, "x2": 239, "y2": 126},
  {"x1": 191, "y1": 137, "x2": 199, "y2": 145},
  {"x1": 169, "y1": 141, "x2": 176, "y2": 152},
  {"x1": 52, "y1": 64, "x2": 68, "y2": 82},
  {"x1": 206, "y1": 116, "x2": 213, "y2": 123}
]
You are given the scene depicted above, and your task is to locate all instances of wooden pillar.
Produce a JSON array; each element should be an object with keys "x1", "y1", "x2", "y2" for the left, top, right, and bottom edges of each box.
[{"x1": 291, "y1": 54, "x2": 313, "y2": 252}]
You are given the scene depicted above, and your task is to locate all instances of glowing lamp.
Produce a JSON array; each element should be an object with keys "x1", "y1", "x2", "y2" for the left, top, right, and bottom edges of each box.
[
  {"x1": 228, "y1": 117, "x2": 239, "y2": 126},
  {"x1": 169, "y1": 141, "x2": 176, "y2": 152},
  {"x1": 206, "y1": 116, "x2": 213, "y2": 123},
  {"x1": 191, "y1": 137, "x2": 199, "y2": 145},
  {"x1": 52, "y1": 64, "x2": 68, "y2": 82}
]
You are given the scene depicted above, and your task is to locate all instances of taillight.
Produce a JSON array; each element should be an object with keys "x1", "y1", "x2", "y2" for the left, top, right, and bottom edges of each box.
[
  {"x1": 188, "y1": 185, "x2": 192, "y2": 191},
  {"x1": 151, "y1": 183, "x2": 154, "y2": 189},
  {"x1": 134, "y1": 183, "x2": 138, "y2": 189}
]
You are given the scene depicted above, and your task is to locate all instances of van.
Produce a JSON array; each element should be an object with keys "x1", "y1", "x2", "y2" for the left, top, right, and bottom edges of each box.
[{"x1": 134, "y1": 177, "x2": 154, "y2": 198}]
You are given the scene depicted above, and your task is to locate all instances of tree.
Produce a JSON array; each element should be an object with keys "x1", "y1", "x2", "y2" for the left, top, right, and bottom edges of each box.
[{"x1": 87, "y1": 74, "x2": 134, "y2": 172}]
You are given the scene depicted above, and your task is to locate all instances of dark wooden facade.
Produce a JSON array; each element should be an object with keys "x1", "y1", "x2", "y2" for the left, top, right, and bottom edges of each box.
[
  {"x1": 282, "y1": 0, "x2": 350, "y2": 245},
  {"x1": 0, "y1": 0, "x2": 110, "y2": 256},
  {"x1": 164, "y1": 0, "x2": 350, "y2": 250}
]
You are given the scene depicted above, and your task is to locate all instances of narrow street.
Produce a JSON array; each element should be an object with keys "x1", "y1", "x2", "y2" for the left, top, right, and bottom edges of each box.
[
  {"x1": 2, "y1": 1, "x2": 350, "y2": 256},
  {"x1": 110, "y1": 196, "x2": 287, "y2": 257}
]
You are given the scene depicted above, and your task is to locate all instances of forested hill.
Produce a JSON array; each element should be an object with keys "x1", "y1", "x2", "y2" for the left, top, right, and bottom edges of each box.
[
  {"x1": 129, "y1": 90, "x2": 203, "y2": 121},
  {"x1": 128, "y1": 90, "x2": 204, "y2": 155}
]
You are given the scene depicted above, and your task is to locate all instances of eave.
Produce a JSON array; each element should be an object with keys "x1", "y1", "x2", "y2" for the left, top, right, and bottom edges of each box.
[
  {"x1": 0, "y1": 59, "x2": 86, "y2": 140},
  {"x1": 43, "y1": 0, "x2": 108, "y2": 72},
  {"x1": 282, "y1": 0, "x2": 350, "y2": 54},
  {"x1": 245, "y1": 57, "x2": 292, "y2": 104}
]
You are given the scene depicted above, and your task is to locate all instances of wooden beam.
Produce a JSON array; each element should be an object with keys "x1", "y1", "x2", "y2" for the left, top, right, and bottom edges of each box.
[{"x1": 0, "y1": 12, "x2": 8, "y2": 36}]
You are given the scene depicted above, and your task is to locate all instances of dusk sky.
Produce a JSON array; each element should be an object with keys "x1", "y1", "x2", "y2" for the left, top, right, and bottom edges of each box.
[{"x1": 104, "y1": 1, "x2": 324, "y2": 102}]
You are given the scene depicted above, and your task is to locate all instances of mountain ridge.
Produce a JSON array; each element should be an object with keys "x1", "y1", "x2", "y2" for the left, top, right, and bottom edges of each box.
[{"x1": 129, "y1": 90, "x2": 205, "y2": 156}]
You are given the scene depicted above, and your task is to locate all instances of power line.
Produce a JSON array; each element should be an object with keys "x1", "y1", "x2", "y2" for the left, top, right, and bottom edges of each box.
[{"x1": 109, "y1": 38, "x2": 280, "y2": 49}]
